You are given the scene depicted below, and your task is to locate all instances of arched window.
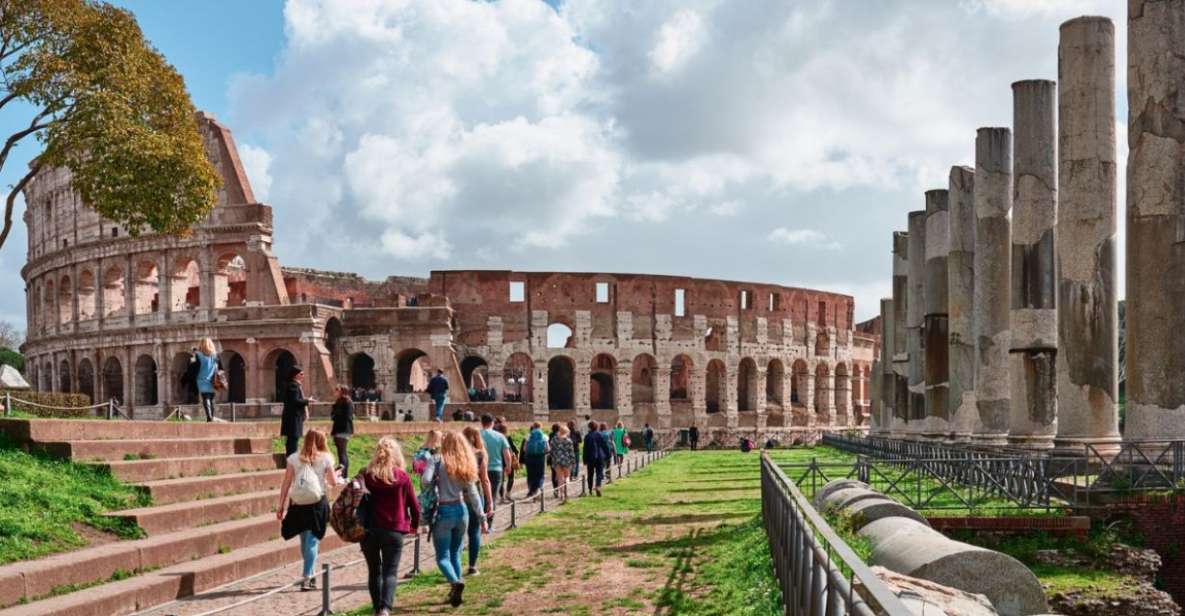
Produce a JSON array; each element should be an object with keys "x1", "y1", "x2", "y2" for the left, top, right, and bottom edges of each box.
[
  {"x1": 590, "y1": 354, "x2": 616, "y2": 410},
  {"x1": 706, "y1": 359, "x2": 726, "y2": 413},
  {"x1": 396, "y1": 349, "x2": 430, "y2": 393},
  {"x1": 631, "y1": 354, "x2": 656, "y2": 404},
  {"x1": 503, "y1": 353, "x2": 533, "y2": 403},
  {"x1": 669, "y1": 355, "x2": 693, "y2": 401},
  {"x1": 134, "y1": 355, "x2": 158, "y2": 406},
  {"x1": 133, "y1": 261, "x2": 160, "y2": 315},
  {"x1": 737, "y1": 358, "x2": 757, "y2": 411},
  {"x1": 547, "y1": 356, "x2": 575, "y2": 410},
  {"x1": 546, "y1": 323, "x2": 573, "y2": 349},
  {"x1": 766, "y1": 359, "x2": 785, "y2": 405}
]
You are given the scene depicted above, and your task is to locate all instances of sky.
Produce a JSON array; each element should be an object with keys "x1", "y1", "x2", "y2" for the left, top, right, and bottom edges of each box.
[{"x1": 0, "y1": 0, "x2": 1128, "y2": 333}]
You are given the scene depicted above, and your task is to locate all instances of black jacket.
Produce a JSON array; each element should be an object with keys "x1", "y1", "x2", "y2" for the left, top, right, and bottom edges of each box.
[
  {"x1": 330, "y1": 398, "x2": 354, "y2": 436},
  {"x1": 582, "y1": 430, "x2": 611, "y2": 465},
  {"x1": 280, "y1": 381, "x2": 309, "y2": 438}
]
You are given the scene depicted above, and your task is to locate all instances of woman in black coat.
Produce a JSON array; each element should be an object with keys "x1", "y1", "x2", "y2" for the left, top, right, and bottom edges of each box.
[{"x1": 281, "y1": 366, "x2": 315, "y2": 456}]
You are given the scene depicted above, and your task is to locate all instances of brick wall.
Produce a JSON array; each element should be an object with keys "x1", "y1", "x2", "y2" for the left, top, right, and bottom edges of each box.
[{"x1": 1097, "y1": 494, "x2": 1185, "y2": 603}]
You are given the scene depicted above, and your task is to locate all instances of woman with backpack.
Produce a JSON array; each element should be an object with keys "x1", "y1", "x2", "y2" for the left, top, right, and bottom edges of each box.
[
  {"x1": 195, "y1": 338, "x2": 222, "y2": 422},
  {"x1": 521, "y1": 422, "x2": 550, "y2": 497},
  {"x1": 277, "y1": 429, "x2": 339, "y2": 591},
  {"x1": 359, "y1": 436, "x2": 419, "y2": 616},
  {"x1": 412, "y1": 430, "x2": 441, "y2": 534},
  {"x1": 461, "y1": 426, "x2": 494, "y2": 575},
  {"x1": 612, "y1": 421, "x2": 630, "y2": 466},
  {"x1": 330, "y1": 386, "x2": 355, "y2": 477},
  {"x1": 422, "y1": 431, "x2": 486, "y2": 607}
]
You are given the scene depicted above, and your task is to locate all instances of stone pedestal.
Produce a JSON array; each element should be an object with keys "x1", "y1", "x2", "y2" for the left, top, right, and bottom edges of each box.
[
  {"x1": 1124, "y1": 0, "x2": 1185, "y2": 441},
  {"x1": 1054, "y1": 16, "x2": 1122, "y2": 455},
  {"x1": 906, "y1": 211, "x2": 928, "y2": 439},
  {"x1": 923, "y1": 190, "x2": 951, "y2": 440},
  {"x1": 973, "y1": 128, "x2": 1012, "y2": 446},
  {"x1": 947, "y1": 166, "x2": 976, "y2": 442}
]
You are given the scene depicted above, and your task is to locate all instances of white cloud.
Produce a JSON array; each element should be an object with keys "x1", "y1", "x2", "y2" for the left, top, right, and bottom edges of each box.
[
  {"x1": 237, "y1": 144, "x2": 273, "y2": 202},
  {"x1": 768, "y1": 227, "x2": 841, "y2": 250},
  {"x1": 709, "y1": 201, "x2": 739, "y2": 216},
  {"x1": 649, "y1": 9, "x2": 706, "y2": 74}
]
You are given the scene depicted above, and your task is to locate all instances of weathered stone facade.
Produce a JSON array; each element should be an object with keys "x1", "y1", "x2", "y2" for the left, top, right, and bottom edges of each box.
[{"x1": 18, "y1": 114, "x2": 873, "y2": 433}]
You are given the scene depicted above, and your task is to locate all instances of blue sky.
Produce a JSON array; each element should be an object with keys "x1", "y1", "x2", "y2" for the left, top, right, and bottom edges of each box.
[{"x1": 0, "y1": 0, "x2": 1128, "y2": 333}]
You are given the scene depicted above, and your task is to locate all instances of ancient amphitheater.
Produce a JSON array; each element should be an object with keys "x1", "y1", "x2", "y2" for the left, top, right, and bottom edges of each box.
[{"x1": 18, "y1": 113, "x2": 875, "y2": 436}]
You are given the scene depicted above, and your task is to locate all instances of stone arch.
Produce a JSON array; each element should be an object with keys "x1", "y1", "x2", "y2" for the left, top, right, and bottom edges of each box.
[
  {"x1": 815, "y1": 332, "x2": 830, "y2": 357},
  {"x1": 103, "y1": 264, "x2": 125, "y2": 317},
  {"x1": 77, "y1": 358, "x2": 94, "y2": 402},
  {"x1": 349, "y1": 352, "x2": 377, "y2": 390},
  {"x1": 546, "y1": 323, "x2": 574, "y2": 349},
  {"x1": 324, "y1": 317, "x2": 343, "y2": 360},
  {"x1": 264, "y1": 348, "x2": 297, "y2": 402},
  {"x1": 78, "y1": 269, "x2": 96, "y2": 320},
  {"x1": 396, "y1": 348, "x2": 430, "y2": 393},
  {"x1": 45, "y1": 279, "x2": 55, "y2": 327},
  {"x1": 590, "y1": 353, "x2": 616, "y2": 410},
  {"x1": 172, "y1": 351, "x2": 197, "y2": 404},
  {"x1": 548, "y1": 355, "x2": 575, "y2": 410},
  {"x1": 171, "y1": 257, "x2": 201, "y2": 311},
  {"x1": 214, "y1": 253, "x2": 248, "y2": 308},
  {"x1": 58, "y1": 359, "x2": 72, "y2": 394},
  {"x1": 835, "y1": 362, "x2": 851, "y2": 416},
  {"x1": 737, "y1": 357, "x2": 758, "y2": 411},
  {"x1": 631, "y1": 353, "x2": 657, "y2": 404},
  {"x1": 669, "y1": 354, "x2": 693, "y2": 401},
  {"x1": 133, "y1": 260, "x2": 160, "y2": 315},
  {"x1": 460, "y1": 355, "x2": 489, "y2": 390},
  {"x1": 58, "y1": 274, "x2": 72, "y2": 325},
  {"x1": 41, "y1": 361, "x2": 52, "y2": 391},
  {"x1": 815, "y1": 363, "x2": 831, "y2": 419},
  {"x1": 706, "y1": 359, "x2": 726, "y2": 413},
  {"x1": 503, "y1": 352, "x2": 534, "y2": 402},
  {"x1": 791, "y1": 359, "x2": 809, "y2": 406},
  {"x1": 222, "y1": 351, "x2": 247, "y2": 403},
  {"x1": 134, "y1": 354, "x2": 158, "y2": 406},
  {"x1": 766, "y1": 358, "x2": 785, "y2": 405},
  {"x1": 704, "y1": 326, "x2": 722, "y2": 352},
  {"x1": 102, "y1": 356, "x2": 124, "y2": 403}
]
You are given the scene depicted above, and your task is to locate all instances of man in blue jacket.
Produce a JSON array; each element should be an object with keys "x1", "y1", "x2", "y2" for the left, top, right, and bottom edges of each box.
[
  {"x1": 582, "y1": 420, "x2": 611, "y2": 496},
  {"x1": 426, "y1": 370, "x2": 449, "y2": 422}
]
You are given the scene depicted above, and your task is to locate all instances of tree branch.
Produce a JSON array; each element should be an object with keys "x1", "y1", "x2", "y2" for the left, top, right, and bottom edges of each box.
[
  {"x1": 0, "y1": 108, "x2": 51, "y2": 174},
  {"x1": 0, "y1": 162, "x2": 37, "y2": 252}
]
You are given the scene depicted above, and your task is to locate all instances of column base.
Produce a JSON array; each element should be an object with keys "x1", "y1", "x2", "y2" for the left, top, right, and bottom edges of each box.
[
  {"x1": 972, "y1": 433, "x2": 1010, "y2": 447},
  {"x1": 1052, "y1": 434, "x2": 1122, "y2": 459},
  {"x1": 1007, "y1": 434, "x2": 1055, "y2": 450}
]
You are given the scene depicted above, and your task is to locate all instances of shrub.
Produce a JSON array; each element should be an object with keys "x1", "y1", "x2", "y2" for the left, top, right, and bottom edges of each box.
[
  {"x1": 1, "y1": 389, "x2": 95, "y2": 418},
  {"x1": 0, "y1": 348, "x2": 24, "y2": 372}
]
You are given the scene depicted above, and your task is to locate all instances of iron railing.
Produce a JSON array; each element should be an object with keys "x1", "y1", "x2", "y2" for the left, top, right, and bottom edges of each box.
[{"x1": 761, "y1": 452, "x2": 912, "y2": 616}]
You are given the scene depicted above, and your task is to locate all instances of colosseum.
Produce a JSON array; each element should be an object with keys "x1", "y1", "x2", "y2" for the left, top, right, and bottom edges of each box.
[{"x1": 19, "y1": 113, "x2": 877, "y2": 438}]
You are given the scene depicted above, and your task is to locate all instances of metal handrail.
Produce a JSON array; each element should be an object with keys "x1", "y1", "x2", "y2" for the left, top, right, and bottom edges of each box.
[{"x1": 761, "y1": 452, "x2": 912, "y2": 616}]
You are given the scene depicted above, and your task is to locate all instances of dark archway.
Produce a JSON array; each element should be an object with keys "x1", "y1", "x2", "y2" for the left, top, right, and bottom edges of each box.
[
  {"x1": 134, "y1": 355, "x2": 158, "y2": 406},
  {"x1": 631, "y1": 353, "x2": 656, "y2": 404},
  {"x1": 460, "y1": 356, "x2": 489, "y2": 390},
  {"x1": 223, "y1": 351, "x2": 247, "y2": 403},
  {"x1": 77, "y1": 358, "x2": 95, "y2": 403},
  {"x1": 268, "y1": 349, "x2": 297, "y2": 402},
  {"x1": 102, "y1": 356, "x2": 123, "y2": 404},
  {"x1": 706, "y1": 359, "x2": 726, "y2": 413},
  {"x1": 791, "y1": 359, "x2": 809, "y2": 406},
  {"x1": 396, "y1": 349, "x2": 429, "y2": 393},
  {"x1": 670, "y1": 354, "x2": 692, "y2": 401},
  {"x1": 738, "y1": 357, "x2": 757, "y2": 411},
  {"x1": 172, "y1": 352, "x2": 197, "y2": 404},
  {"x1": 58, "y1": 359, "x2": 72, "y2": 394},
  {"x1": 590, "y1": 354, "x2": 615, "y2": 410},
  {"x1": 766, "y1": 359, "x2": 785, "y2": 405},
  {"x1": 548, "y1": 356, "x2": 574, "y2": 410},
  {"x1": 350, "y1": 353, "x2": 377, "y2": 390}
]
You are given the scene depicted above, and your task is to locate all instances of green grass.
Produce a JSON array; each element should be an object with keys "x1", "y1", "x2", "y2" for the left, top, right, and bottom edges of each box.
[{"x1": 0, "y1": 435, "x2": 148, "y2": 565}]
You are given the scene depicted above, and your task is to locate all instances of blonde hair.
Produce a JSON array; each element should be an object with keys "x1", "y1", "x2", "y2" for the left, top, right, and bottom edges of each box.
[
  {"x1": 439, "y1": 431, "x2": 478, "y2": 483},
  {"x1": 198, "y1": 337, "x2": 216, "y2": 356},
  {"x1": 558, "y1": 424, "x2": 570, "y2": 437},
  {"x1": 424, "y1": 429, "x2": 442, "y2": 449},
  {"x1": 365, "y1": 436, "x2": 405, "y2": 484},
  {"x1": 462, "y1": 425, "x2": 486, "y2": 456},
  {"x1": 299, "y1": 429, "x2": 330, "y2": 465}
]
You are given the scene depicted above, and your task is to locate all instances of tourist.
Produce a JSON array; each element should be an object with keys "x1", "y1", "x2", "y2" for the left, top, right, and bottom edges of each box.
[
  {"x1": 195, "y1": 337, "x2": 221, "y2": 422},
  {"x1": 360, "y1": 436, "x2": 419, "y2": 616},
  {"x1": 688, "y1": 425, "x2": 699, "y2": 451},
  {"x1": 740, "y1": 436, "x2": 752, "y2": 453},
  {"x1": 643, "y1": 423, "x2": 655, "y2": 453},
  {"x1": 583, "y1": 420, "x2": 610, "y2": 496},
  {"x1": 461, "y1": 426, "x2": 494, "y2": 575},
  {"x1": 612, "y1": 421, "x2": 629, "y2": 465},
  {"x1": 480, "y1": 414, "x2": 511, "y2": 517},
  {"x1": 548, "y1": 422, "x2": 561, "y2": 495},
  {"x1": 567, "y1": 421, "x2": 581, "y2": 480},
  {"x1": 330, "y1": 386, "x2": 354, "y2": 477},
  {"x1": 550, "y1": 424, "x2": 576, "y2": 502},
  {"x1": 463, "y1": 408, "x2": 476, "y2": 422},
  {"x1": 427, "y1": 369, "x2": 449, "y2": 422},
  {"x1": 452, "y1": 407, "x2": 464, "y2": 422},
  {"x1": 422, "y1": 431, "x2": 486, "y2": 607},
  {"x1": 413, "y1": 430, "x2": 442, "y2": 534},
  {"x1": 280, "y1": 366, "x2": 314, "y2": 457},
  {"x1": 521, "y1": 422, "x2": 549, "y2": 497},
  {"x1": 494, "y1": 417, "x2": 518, "y2": 503},
  {"x1": 598, "y1": 422, "x2": 613, "y2": 473},
  {"x1": 277, "y1": 429, "x2": 338, "y2": 591}
]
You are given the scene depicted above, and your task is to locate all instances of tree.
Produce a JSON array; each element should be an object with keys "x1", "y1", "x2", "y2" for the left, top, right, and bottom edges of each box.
[
  {"x1": 0, "y1": 319, "x2": 21, "y2": 348},
  {"x1": 0, "y1": 0, "x2": 220, "y2": 251}
]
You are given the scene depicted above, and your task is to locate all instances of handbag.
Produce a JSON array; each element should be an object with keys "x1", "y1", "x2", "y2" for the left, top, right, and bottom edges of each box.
[{"x1": 213, "y1": 369, "x2": 228, "y2": 391}]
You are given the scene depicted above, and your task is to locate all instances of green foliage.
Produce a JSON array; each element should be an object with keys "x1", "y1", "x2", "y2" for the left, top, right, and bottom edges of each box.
[
  {"x1": 0, "y1": 434, "x2": 147, "y2": 564},
  {"x1": 2, "y1": 389, "x2": 93, "y2": 416},
  {"x1": 0, "y1": 348, "x2": 24, "y2": 372}
]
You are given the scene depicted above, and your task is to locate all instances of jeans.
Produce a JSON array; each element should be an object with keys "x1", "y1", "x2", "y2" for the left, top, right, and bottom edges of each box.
[
  {"x1": 433, "y1": 395, "x2": 446, "y2": 421},
  {"x1": 645, "y1": 439, "x2": 653, "y2": 453},
  {"x1": 334, "y1": 436, "x2": 350, "y2": 477},
  {"x1": 586, "y1": 462, "x2": 604, "y2": 491},
  {"x1": 200, "y1": 392, "x2": 215, "y2": 422},
  {"x1": 362, "y1": 528, "x2": 404, "y2": 612},
  {"x1": 432, "y1": 503, "x2": 467, "y2": 583},
  {"x1": 466, "y1": 496, "x2": 483, "y2": 568},
  {"x1": 486, "y1": 470, "x2": 502, "y2": 521},
  {"x1": 299, "y1": 530, "x2": 320, "y2": 579}
]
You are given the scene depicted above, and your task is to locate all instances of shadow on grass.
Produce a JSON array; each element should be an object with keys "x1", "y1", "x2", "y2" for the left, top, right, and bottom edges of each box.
[
  {"x1": 636, "y1": 512, "x2": 750, "y2": 526},
  {"x1": 651, "y1": 527, "x2": 701, "y2": 616}
]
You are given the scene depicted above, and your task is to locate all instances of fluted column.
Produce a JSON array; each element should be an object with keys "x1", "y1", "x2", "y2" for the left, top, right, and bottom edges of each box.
[
  {"x1": 948, "y1": 166, "x2": 977, "y2": 442},
  {"x1": 973, "y1": 128, "x2": 1013, "y2": 445},
  {"x1": 924, "y1": 190, "x2": 951, "y2": 440},
  {"x1": 906, "y1": 211, "x2": 927, "y2": 439}
]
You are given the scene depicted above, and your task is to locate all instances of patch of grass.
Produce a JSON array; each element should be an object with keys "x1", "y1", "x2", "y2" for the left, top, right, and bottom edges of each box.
[{"x1": 0, "y1": 435, "x2": 148, "y2": 565}]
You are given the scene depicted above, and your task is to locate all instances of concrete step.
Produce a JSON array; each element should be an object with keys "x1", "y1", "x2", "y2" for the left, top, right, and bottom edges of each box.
[
  {"x1": 0, "y1": 418, "x2": 276, "y2": 442},
  {"x1": 97, "y1": 453, "x2": 284, "y2": 483},
  {"x1": 105, "y1": 490, "x2": 281, "y2": 536},
  {"x1": 137, "y1": 469, "x2": 287, "y2": 505},
  {"x1": 36, "y1": 437, "x2": 274, "y2": 462},
  {"x1": 0, "y1": 534, "x2": 346, "y2": 616},
  {"x1": 0, "y1": 515, "x2": 285, "y2": 609}
]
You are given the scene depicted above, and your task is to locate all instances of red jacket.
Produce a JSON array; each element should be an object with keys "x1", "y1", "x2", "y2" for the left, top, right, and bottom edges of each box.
[{"x1": 363, "y1": 468, "x2": 421, "y2": 533}]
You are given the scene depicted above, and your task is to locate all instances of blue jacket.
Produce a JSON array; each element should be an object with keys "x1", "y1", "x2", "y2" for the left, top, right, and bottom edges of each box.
[
  {"x1": 582, "y1": 430, "x2": 611, "y2": 465},
  {"x1": 426, "y1": 375, "x2": 449, "y2": 397}
]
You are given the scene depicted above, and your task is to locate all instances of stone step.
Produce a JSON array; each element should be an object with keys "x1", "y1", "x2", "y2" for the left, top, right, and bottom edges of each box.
[
  {"x1": 0, "y1": 534, "x2": 346, "y2": 616},
  {"x1": 0, "y1": 418, "x2": 276, "y2": 442},
  {"x1": 137, "y1": 469, "x2": 287, "y2": 505},
  {"x1": 106, "y1": 490, "x2": 281, "y2": 536},
  {"x1": 97, "y1": 453, "x2": 284, "y2": 483},
  {"x1": 36, "y1": 437, "x2": 274, "y2": 462},
  {"x1": 0, "y1": 515, "x2": 284, "y2": 609}
]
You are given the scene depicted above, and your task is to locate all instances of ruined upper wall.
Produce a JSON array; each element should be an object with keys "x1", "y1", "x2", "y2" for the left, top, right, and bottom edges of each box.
[{"x1": 282, "y1": 267, "x2": 429, "y2": 308}]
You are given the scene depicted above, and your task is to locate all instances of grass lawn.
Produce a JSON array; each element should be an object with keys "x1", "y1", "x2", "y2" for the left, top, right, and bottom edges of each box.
[{"x1": 0, "y1": 435, "x2": 148, "y2": 565}]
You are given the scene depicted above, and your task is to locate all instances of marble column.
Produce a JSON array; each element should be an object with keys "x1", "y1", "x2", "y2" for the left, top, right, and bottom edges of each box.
[
  {"x1": 948, "y1": 166, "x2": 977, "y2": 442},
  {"x1": 891, "y1": 232, "x2": 910, "y2": 437},
  {"x1": 1010, "y1": 79, "x2": 1059, "y2": 449},
  {"x1": 906, "y1": 211, "x2": 928, "y2": 439},
  {"x1": 1055, "y1": 16, "x2": 1122, "y2": 454},
  {"x1": 879, "y1": 297, "x2": 895, "y2": 435},
  {"x1": 1124, "y1": 0, "x2": 1185, "y2": 441},
  {"x1": 973, "y1": 127, "x2": 1013, "y2": 445},
  {"x1": 924, "y1": 190, "x2": 951, "y2": 440}
]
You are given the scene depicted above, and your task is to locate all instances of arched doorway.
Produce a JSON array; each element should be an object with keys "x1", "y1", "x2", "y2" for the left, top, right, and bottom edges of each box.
[
  {"x1": 102, "y1": 356, "x2": 123, "y2": 404},
  {"x1": 78, "y1": 270, "x2": 96, "y2": 320},
  {"x1": 460, "y1": 356, "x2": 489, "y2": 390},
  {"x1": 590, "y1": 353, "x2": 615, "y2": 410},
  {"x1": 766, "y1": 359, "x2": 785, "y2": 405},
  {"x1": 133, "y1": 261, "x2": 160, "y2": 315},
  {"x1": 350, "y1": 353, "x2": 377, "y2": 390},
  {"x1": 737, "y1": 357, "x2": 757, "y2": 411},
  {"x1": 214, "y1": 253, "x2": 248, "y2": 308},
  {"x1": 171, "y1": 258, "x2": 201, "y2": 311},
  {"x1": 77, "y1": 359, "x2": 95, "y2": 403},
  {"x1": 324, "y1": 317, "x2": 343, "y2": 362},
  {"x1": 815, "y1": 363, "x2": 831, "y2": 421},
  {"x1": 103, "y1": 265, "x2": 125, "y2": 317},
  {"x1": 792, "y1": 360, "x2": 809, "y2": 406},
  {"x1": 632, "y1": 354, "x2": 656, "y2": 403},
  {"x1": 503, "y1": 352, "x2": 533, "y2": 402},
  {"x1": 58, "y1": 276, "x2": 73, "y2": 325},
  {"x1": 222, "y1": 351, "x2": 247, "y2": 403},
  {"x1": 548, "y1": 356, "x2": 574, "y2": 410},
  {"x1": 58, "y1": 359, "x2": 72, "y2": 394},
  {"x1": 396, "y1": 349, "x2": 430, "y2": 393},
  {"x1": 266, "y1": 349, "x2": 296, "y2": 402},
  {"x1": 135, "y1": 355, "x2": 158, "y2": 406},
  {"x1": 706, "y1": 359, "x2": 726, "y2": 413}
]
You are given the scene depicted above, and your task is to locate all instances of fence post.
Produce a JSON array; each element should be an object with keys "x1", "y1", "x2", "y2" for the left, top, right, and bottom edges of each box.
[
  {"x1": 3, "y1": 392, "x2": 9, "y2": 417},
  {"x1": 413, "y1": 533, "x2": 422, "y2": 575},
  {"x1": 539, "y1": 490, "x2": 545, "y2": 513},
  {"x1": 510, "y1": 500, "x2": 517, "y2": 529},
  {"x1": 107, "y1": 399, "x2": 114, "y2": 420},
  {"x1": 230, "y1": 402, "x2": 237, "y2": 423},
  {"x1": 320, "y1": 562, "x2": 331, "y2": 615}
]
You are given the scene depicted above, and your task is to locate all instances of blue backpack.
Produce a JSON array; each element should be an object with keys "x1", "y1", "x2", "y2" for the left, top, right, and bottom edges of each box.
[{"x1": 526, "y1": 430, "x2": 547, "y2": 456}]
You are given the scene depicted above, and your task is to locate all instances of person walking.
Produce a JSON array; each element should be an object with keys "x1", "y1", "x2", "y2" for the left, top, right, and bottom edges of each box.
[
  {"x1": 412, "y1": 430, "x2": 441, "y2": 535},
  {"x1": 426, "y1": 370, "x2": 449, "y2": 422},
  {"x1": 688, "y1": 425, "x2": 700, "y2": 451},
  {"x1": 583, "y1": 421, "x2": 610, "y2": 496},
  {"x1": 195, "y1": 338, "x2": 221, "y2": 422},
  {"x1": 422, "y1": 431, "x2": 486, "y2": 607},
  {"x1": 567, "y1": 421, "x2": 581, "y2": 480},
  {"x1": 493, "y1": 418, "x2": 518, "y2": 503},
  {"x1": 548, "y1": 423, "x2": 562, "y2": 496},
  {"x1": 277, "y1": 429, "x2": 339, "y2": 591},
  {"x1": 360, "y1": 436, "x2": 419, "y2": 616},
  {"x1": 330, "y1": 386, "x2": 355, "y2": 477},
  {"x1": 612, "y1": 421, "x2": 629, "y2": 465},
  {"x1": 643, "y1": 423, "x2": 655, "y2": 453},
  {"x1": 479, "y1": 414, "x2": 511, "y2": 516},
  {"x1": 461, "y1": 426, "x2": 494, "y2": 576},
  {"x1": 551, "y1": 424, "x2": 576, "y2": 502},
  {"x1": 521, "y1": 422, "x2": 550, "y2": 497},
  {"x1": 281, "y1": 366, "x2": 314, "y2": 457},
  {"x1": 598, "y1": 422, "x2": 613, "y2": 473}
]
